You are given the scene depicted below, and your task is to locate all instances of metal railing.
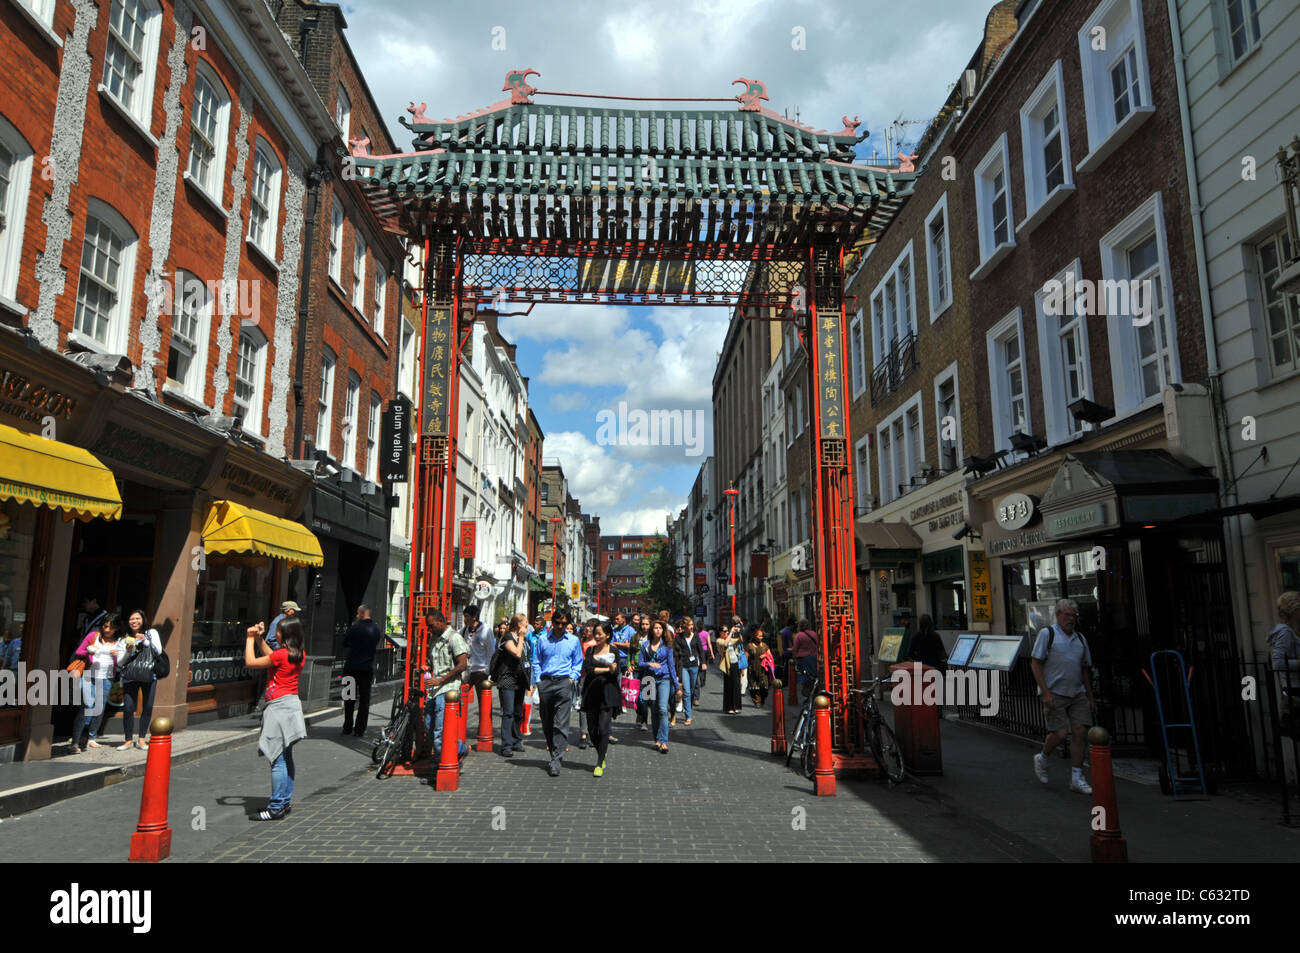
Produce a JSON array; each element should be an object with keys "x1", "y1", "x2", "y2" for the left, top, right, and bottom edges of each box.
[{"x1": 869, "y1": 331, "x2": 918, "y2": 405}]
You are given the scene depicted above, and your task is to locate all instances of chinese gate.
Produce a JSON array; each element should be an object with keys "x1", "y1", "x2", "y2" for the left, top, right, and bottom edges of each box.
[{"x1": 351, "y1": 71, "x2": 918, "y2": 781}]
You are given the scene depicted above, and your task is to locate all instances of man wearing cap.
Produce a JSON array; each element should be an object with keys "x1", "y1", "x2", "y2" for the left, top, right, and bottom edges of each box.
[{"x1": 267, "y1": 601, "x2": 301, "y2": 652}]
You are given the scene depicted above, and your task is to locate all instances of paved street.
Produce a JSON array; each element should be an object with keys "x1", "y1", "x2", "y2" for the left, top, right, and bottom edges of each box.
[{"x1": 2, "y1": 679, "x2": 1052, "y2": 863}]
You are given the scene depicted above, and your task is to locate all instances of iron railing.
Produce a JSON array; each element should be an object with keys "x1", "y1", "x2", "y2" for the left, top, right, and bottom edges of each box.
[{"x1": 869, "y1": 331, "x2": 918, "y2": 405}]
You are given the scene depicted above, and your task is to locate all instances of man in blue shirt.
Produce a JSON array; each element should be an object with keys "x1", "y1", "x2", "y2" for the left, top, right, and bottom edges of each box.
[
  {"x1": 266, "y1": 600, "x2": 301, "y2": 651},
  {"x1": 610, "y1": 611, "x2": 636, "y2": 666},
  {"x1": 534, "y1": 609, "x2": 584, "y2": 777}
]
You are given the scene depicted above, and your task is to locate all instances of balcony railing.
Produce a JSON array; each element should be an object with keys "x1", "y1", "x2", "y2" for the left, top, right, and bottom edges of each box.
[{"x1": 869, "y1": 331, "x2": 918, "y2": 405}]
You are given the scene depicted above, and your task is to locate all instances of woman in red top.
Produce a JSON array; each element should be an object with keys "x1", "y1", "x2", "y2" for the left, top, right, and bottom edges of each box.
[{"x1": 245, "y1": 618, "x2": 306, "y2": 820}]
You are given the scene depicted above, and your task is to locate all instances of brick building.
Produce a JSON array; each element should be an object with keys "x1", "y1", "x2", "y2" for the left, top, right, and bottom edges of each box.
[{"x1": 0, "y1": 0, "x2": 342, "y2": 756}]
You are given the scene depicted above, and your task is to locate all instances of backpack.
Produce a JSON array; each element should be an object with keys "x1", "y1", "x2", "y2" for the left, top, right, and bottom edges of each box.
[{"x1": 1039, "y1": 624, "x2": 1089, "y2": 661}]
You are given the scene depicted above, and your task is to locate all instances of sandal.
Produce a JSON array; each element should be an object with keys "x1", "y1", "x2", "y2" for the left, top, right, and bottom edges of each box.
[
  {"x1": 134, "y1": 740, "x2": 148, "y2": 750},
  {"x1": 86, "y1": 740, "x2": 103, "y2": 749},
  {"x1": 684, "y1": 719, "x2": 692, "y2": 726}
]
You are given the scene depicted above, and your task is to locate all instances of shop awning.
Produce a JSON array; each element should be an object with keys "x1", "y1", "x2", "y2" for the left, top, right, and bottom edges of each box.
[
  {"x1": 0, "y1": 422, "x2": 122, "y2": 521},
  {"x1": 855, "y1": 520, "x2": 923, "y2": 550},
  {"x1": 202, "y1": 500, "x2": 324, "y2": 567}
]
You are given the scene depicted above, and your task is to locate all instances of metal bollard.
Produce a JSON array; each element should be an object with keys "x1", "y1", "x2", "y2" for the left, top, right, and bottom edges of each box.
[
  {"x1": 787, "y1": 660, "x2": 798, "y2": 707},
  {"x1": 813, "y1": 693, "x2": 836, "y2": 797},
  {"x1": 522, "y1": 691, "x2": 533, "y2": 735},
  {"x1": 476, "y1": 680, "x2": 494, "y2": 752},
  {"x1": 128, "y1": 717, "x2": 174, "y2": 862},
  {"x1": 1088, "y1": 725, "x2": 1128, "y2": 862},
  {"x1": 771, "y1": 679, "x2": 787, "y2": 756},
  {"x1": 459, "y1": 683, "x2": 473, "y2": 755},
  {"x1": 435, "y1": 692, "x2": 461, "y2": 791}
]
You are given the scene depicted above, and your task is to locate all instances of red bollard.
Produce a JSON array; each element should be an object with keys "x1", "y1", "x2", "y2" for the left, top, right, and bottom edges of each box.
[
  {"x1": 1088, "y1": 726, "x2": 1128, "y2": 862},
  {"x1": 459, "y1": 683, "x2": 473, "y2": 755},
  {"x1": 128, "y1": 717, "x2": 174, "y2": 862},
  {"x1": 771, "y1": 679, "x2": 787, "y2": 756},
  {"x1": 813, "y1": 693, "x2": 836, "y2": 796},
  {"x1": 787, "y1": 661, "x2": 798, "y2": 707},
  {"x1": 476, "y1": 680, "x2": 494, "y2": 752},
  {"x1": 435, "y1": 691, "x2": 461, "y2": 791},
  {"x1": 522, "y1": 690, "x2": 533, "y2": 735}
]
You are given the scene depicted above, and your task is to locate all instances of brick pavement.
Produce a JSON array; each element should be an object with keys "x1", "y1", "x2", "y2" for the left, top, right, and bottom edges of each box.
[{"x1": 193, "y1": 680, "x2": 1054, "y2": 863}]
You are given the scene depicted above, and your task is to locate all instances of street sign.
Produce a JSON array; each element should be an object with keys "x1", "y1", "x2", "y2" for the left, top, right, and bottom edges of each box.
[
  {"x1": 473, "y1": 580, "x2": 492, "y2": 599},
  {"x1": 694, "y1": 605, "x2": 706, "y2": 618}
]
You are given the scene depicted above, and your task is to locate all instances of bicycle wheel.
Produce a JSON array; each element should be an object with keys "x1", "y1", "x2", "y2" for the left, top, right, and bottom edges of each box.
[
  {"x1": 870, "y1": 719, "x2": 905, "y2": 784},
  {"x1": 785, "y1": 709, "x2": 807, "y2": 767},
  {"x1": 375, "y1": 708, "x2": 410, "y2": 779},
  {"x1": 800, "y1": 727, "x2": 816, "y2": 779}
]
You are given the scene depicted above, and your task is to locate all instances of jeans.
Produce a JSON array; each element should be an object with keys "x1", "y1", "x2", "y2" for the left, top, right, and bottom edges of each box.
[
  {"x1": 268, "y1": 746, "x2": 295, "y2": 813},
  {"x1": 121, "y1": 679, "x2": 156, "y2": 741},
  {"x1": 71, "y1": 676, "x2": 109, "y2": 744},
  {"x1": 427, "y1": 691, "x2": 468, "y2": 757},
  {"x1": 538, "y1": 678, "x2": 573, "y2": 764},
  {"x1": 341, "y1": 666, "x2": 374, "y2": 734},
  {"x1": 651, "y1": 676, "x2": 672, "y2": 744},
  {"x1": 679, "y1": 667, "x2": 698, "y2": 719},
  {"x1": 499, "y1": 686, "x2": 524, "y2": 750}
]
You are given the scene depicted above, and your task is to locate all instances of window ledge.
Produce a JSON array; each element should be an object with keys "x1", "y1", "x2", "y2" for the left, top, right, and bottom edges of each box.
[
  {"x1": 182, "y1": 171, "x2": 229, "y2": 218},
  {"x1": 929, "y1": 298, "x2": 953, "y2": 324},
  {"x1": 245, "y1": 236, "x2": 279, "y2": 273},
  {"x1": 161, "y1": 379, "x2": 211, "y2": 414},
  {"x1": 1218, "y1": 42, "x2": 1262, "y2": 84},
  {"x1": 1017, "y1": 183, "x2": 1076, "y2": 237},
  {"x1": 97, "y1": 84, "x2": 159, "y2": 149},
  {"x1": 7, "y1": 0, "x2": 62, "y2": 47},
  {"x1": 970, "y1": 240, "x2": 1016, "y2": 282},
  {"x1": 0, "y1": 294, "x2": 28, "y2": 318},
  {"x1": 1257, "y1": 365, "x2": 1300, "y2": 396},
  {"x1": 1076, "y1": 105, "x2": 1156, "y2": 174}
]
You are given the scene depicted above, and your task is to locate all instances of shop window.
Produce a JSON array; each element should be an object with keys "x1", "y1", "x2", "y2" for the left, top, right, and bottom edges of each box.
[
  {"x1": 190, "y1": 553, "x2": 273, "y2": 693},
  {"x1": 929, "y1": 580, "x2": 967, "y2": 630},
  {"x1": 0, "y1": 500, "x2": 37, "y2": 735}
]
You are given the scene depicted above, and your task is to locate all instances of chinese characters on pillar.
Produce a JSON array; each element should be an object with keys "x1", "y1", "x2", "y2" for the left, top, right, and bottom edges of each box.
[
  {"x1": 422, "y1": 307, "x2": 452, "y2": 435},
  {"x1": 968, "y1": 550, "x2": 992, "y2": 624}
]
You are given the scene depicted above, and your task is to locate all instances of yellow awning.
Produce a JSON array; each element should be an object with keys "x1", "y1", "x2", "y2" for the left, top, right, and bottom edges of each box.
[
  {"x1": 202, "y1": 499, "x2": 324, "y2": 567},
  {"x1": 0, "y1": 422, "x2": 122, "y2": 521}
]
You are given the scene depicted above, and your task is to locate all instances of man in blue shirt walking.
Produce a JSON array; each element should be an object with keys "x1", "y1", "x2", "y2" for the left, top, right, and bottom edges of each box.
[{"x1": 534, "y1": 609, "x2": 584, "y2": 777}]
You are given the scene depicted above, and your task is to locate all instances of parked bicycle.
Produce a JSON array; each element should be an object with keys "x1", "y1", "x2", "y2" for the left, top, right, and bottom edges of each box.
[
  {"x1": 785, "y1": 676, "x2": 821, "y2": 780},
  {"x1": 850, "y1": 678, "x2": 905, "y2": 784},
  {"x1": 372, "y1": 679, "x2": 421, "y2": 779}
]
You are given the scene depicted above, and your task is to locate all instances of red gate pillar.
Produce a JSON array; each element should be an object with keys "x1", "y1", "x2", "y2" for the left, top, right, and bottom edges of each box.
[{"x1": 804, "y1": 240, "x2": 867, "y2": 782}]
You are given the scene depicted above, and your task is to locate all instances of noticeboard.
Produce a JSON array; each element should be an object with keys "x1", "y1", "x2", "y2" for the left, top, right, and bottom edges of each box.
[
  {"x1": 948, "y1": 633, "x2": 979, "y2": 667},
  {"x1": 967, "y1": 635, "x2": 1024, "y2": 672},
  {"x1": 877, "y1": 626, "x2": 908, "y2": 663}
]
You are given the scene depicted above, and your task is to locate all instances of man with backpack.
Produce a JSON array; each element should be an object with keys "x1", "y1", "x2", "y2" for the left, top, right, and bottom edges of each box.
[{"x1": 1030, "y1": 597, "x2": 1096, "y2": 794}]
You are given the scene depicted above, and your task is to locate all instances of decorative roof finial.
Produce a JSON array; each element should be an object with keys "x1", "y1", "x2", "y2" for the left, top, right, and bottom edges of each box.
[
  {"x1": 504, "y1": 69, "x2": 541, "y2": 104},
  {"x1": 836, "y1": 115, "x2": 862, "y2": 138},
  {"x1": 897, "y1": 149, "x2": 919, "y2": 173},
  {"x1": 348, "y1": 136, "x2": 371, "y2": 157},
  {"x1": 407, "y1": 101, "x2": 429, "y2": 124},
  {"x1": 732, "y1": 77, "x2": 769, "y2": 112}
]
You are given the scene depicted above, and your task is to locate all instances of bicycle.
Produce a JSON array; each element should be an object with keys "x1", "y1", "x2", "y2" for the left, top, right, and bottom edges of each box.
[
  {"x1": 372, "y1": 683, "x2": 420, "y2": 779},
  {"x1": 785, "y1": 676, "x2": 821, "y2": 780},
  {"x1": 850, "y1": 679, "x2": 905, "y2": 784}
]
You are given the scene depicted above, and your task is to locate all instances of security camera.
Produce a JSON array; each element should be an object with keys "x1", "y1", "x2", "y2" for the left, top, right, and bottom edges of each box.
[
  {"x1": 323, "y1": 463, "x2": 341, "y2": 478},
  {"x1": 953, "y1": 522, "x2": 972, "y2": 541}
]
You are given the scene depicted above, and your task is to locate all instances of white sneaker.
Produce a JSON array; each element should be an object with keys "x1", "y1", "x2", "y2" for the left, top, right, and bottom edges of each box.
[
  {"x1": 1070, "y1": 775, "x2": 1093, "y2": 795},
  {"x1": 1033, "y1": 752, "x2": 1050, "y2": 784}
]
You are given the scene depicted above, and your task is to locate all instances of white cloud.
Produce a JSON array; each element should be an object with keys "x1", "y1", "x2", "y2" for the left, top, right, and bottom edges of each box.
[
  {"x1": 601, "y1": 507, "x2": 674, "y2": 536},
  {"x1": 543, "y1": 430, "x2": 637, "y2": 510}
]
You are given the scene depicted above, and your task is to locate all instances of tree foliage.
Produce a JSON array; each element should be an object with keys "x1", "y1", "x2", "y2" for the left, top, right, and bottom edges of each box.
[{"x1": 633, "y1": 534, "x2": 687, "y2": 618}]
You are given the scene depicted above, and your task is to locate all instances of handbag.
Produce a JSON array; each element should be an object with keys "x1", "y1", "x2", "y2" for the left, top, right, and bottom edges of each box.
[
  {"x1": 121, "y1": 641, "x2": 157, "y2": 683},
  {"x1": 737, "y1": 644, "x2": 749, "y2": 671},
  {"x1": 64, "y1": 658, "x2": 85, "y2": 674},
  {"x1": 620, "y1": 674, "x2": 641, "y2": 708}
]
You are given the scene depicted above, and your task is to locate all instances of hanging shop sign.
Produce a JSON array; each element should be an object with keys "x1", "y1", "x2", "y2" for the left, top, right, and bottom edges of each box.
[
  {"x1": 382, "y1": 397, "x2": 410, "y2": 483},
  {"x1": 995, "y1": 492, "x2": 1037, "y2": 531},
  {"x1": 694, "y1": 563, "x2": 707, "y2": 587},
  {"x1": 968, "y1": 551, "x2": 992, "y2": 624},
  {"x1": 459, "y1": 520, "x2": 476, "y2": 559}
]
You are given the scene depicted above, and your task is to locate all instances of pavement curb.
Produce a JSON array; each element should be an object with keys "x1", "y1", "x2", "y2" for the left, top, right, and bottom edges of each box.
[{"x1": 0, "y1": 683, "x2": 399, "y2": 818}]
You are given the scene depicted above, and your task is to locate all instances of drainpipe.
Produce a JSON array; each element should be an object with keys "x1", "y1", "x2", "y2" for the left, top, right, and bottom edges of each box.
[
  {"x1": 1167, "y1": 0, "x2": 1256, "y2": 652},
  {"x1": 293, "y1": 141, "x2": 333, "y2": 457}
]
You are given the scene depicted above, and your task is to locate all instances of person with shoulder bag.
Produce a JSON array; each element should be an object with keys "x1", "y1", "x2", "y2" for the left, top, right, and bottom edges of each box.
[
  {"x1": 491, "y1": 614, "x2": 530, "y2": 757},
  {"x1": 118, "y1": 609, "x2": 164, "y2": 750},
  {"x1": 1029, "y1": 597, "x2": 1096, "y2": 794},
  {"x1": 70, "y1": 613, "x2": 127, "y2": 752},
  {"x1": 1268, "y1": 591, "x2": 1300, "y2": 734}
]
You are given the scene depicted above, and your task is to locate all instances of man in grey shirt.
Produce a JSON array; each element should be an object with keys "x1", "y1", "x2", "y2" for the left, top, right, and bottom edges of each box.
[{"x1": 1030, "y1": 597, "x2": 1096, "y2": 794}]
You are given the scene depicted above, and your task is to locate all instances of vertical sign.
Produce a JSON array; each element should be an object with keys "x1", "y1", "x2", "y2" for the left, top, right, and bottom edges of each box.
[
  {"x1": 423, "y1": 306, "x2": 453, "y2": 434},
  {"x1": 694, "y1": 563, "x2": 706, "y2": 588},
  {"x1": 381, "y1": 396, "x2": 410, "y2": 483},
  {"x1": 570, "y1": 582, "x2": 580, "y2": 599},
  {"x1": 459, "y1": 520, "x2": 476, "y2": 559},
  {"x1": 968, "y1": 550, "x2": 992, "y2": 623}
]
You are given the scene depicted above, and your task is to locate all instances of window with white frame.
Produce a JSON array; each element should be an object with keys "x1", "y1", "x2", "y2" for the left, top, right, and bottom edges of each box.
[
  {"x1": 1100, "y1": 192, "x2": 1179, "y2": 415},
  {"x1": 973, "y1": 134, "x2": 1014, "y2": 270},
  {"x1": 933, "y1": 364, "x2": 962, "y2": 473},
  {"x1": 373, "y1": 261, "x2": 386, "y2": 336},
  {"x1": 870, "y1": 243, "x2": 916, "y2": 364},
  {"x1": 1019, "y1": 61, "x2": 1073, "y2": 226},
  {"x1": 986, "y1": 309, "x2": 1030, "y2": 456},
  {"x1": 352, "y1": 233, "x2": 366, "y2": 311},
  {"x1": 19, "y1": 0, "x2": 55, "y2": 28},
  {"x1": 316, "y1": 347, "x2": 336, "y2": 454},
  {"x1": 1077, "y1": 0, "x2": 1153, "y2": 160},
  {"x1": 1257, "y1": 228, "x2": 1300, "y2": 374},
  {"x1": 248, "y1": 141, "x2": 281, "y2": 259},
  {"x1": 166, "y1": 271, "x2": 211, "y2": 401},
  {"x1": 1035, "y1": 261, "x2": 1093, "y2": 444},
  {"x1": 233, "y1": 326, "x2": 266, "y2": 435},
  {"x1": 74, "y1": 201, "x2": 137, "y2": 353},
  {"x1": 399, "y1": 316, "x2": 416, "y2": 398},
  {"x1": 1222, "y1": 0, "x2": 1262, "y2": 65},
  {"x1": 336, "y1": 83, "x2": 350, "y2": 140},
  {"x1": 925, "y1": 194, "x2": 952, "y2": 321},
  {"x1": 187, "y1": 62, "x2": 230, "y2": 202},
  {"x1": 102, "y1": 0, "x2": 161, "y2": 127},
  {"x1": 877, "y1": 392, "x2": 924, "y2": 505},
  {"x1": 342, "y1": 370, "x2": 360, "y2": 470},
  {"x1": 854, "y1": 434, "x2": 872, "y2": 512},
  {"x1": 329, "y1": 198, "x2": 343, "y2": 282},
  {"x1": 849, "y1": 309, "x2": 866, "y2": 398},
  {"x1": 0, "y1": 117, "x2": 34, "y2": 303}
]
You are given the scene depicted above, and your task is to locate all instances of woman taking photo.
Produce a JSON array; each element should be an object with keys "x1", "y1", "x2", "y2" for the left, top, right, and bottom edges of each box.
[
  {"x1": 491, "y1": 613, "x2": 529, "y2": 757},
  {"x1": 582, "y1": 621, "x2": 622, "y2": 775},
  {"x1": 746, "y1": 626, "x2": 773, "y2": 708},
  {"x1": 244, "y1": 617, "x2": 306, "y2": 821},
  {"x1": 716, "y1": 618, "x2": 744, "y2": 715},
  {"x1": 637, "y1": 619, "x2": 681, "y2": 753},
  {"x1": 118, "y1": 610, "x2": 163, "y2": 750},
  {"x1": 70, "y1": 613, "x2": 126, "y2": 752}
]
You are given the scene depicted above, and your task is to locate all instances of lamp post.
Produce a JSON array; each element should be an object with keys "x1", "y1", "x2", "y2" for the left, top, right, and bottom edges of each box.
[
  {"x1": 549, "y1": 516, "x2": 562, "y2": 618},
  {"x1": 724, "y1": 485, "x2": 739, "y2": 618}
]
